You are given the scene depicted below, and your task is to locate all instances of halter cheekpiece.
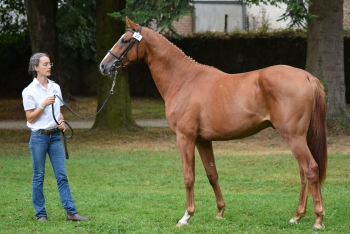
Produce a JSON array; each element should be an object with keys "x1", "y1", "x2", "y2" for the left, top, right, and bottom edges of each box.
[{"x1": 108, "y1": 26, "x2": 143, "y2": 70}]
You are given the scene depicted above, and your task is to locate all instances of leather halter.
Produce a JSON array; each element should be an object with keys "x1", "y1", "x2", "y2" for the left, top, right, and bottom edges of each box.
[{"x1": 108, "y1": 26, "x2": 143, "y2": 70}]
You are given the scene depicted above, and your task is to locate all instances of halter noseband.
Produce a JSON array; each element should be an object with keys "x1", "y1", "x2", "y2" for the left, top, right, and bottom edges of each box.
[{"x1": 108, "y1": 26, "x2": 143, "y2": 70}]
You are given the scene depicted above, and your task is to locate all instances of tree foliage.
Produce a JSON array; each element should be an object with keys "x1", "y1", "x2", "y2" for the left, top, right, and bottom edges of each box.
[
  {"x1": 108, "y1": 0, "x2": 195, "y2": 36},
  {"x1": 57, "y1": 0, "x2": 96, "y2": 60},
  {"x1": 242, "y1": 0, "x2": 314, "y2": 28},
  {"x1": 0, "y1": 0, "x2": 27, "y2": 35}
]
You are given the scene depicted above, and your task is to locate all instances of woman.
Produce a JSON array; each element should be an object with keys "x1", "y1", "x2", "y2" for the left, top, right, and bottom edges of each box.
[{"x1": 22, "y1": 52, "x2": 89, "y2": 222}]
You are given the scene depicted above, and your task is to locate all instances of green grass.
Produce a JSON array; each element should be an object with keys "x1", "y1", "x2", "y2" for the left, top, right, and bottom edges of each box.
[
  {"x1": 131, "y1": 97, "x2": 165, "y2": 119},
  {"x1": 1, "y1": 129, "x2": 350, "y2": 233}
]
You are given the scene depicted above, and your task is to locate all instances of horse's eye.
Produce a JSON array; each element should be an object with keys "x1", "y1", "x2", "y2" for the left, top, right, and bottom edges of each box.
[{"x1": 121, "y1": 38, "x2": 128, "y2": 44}]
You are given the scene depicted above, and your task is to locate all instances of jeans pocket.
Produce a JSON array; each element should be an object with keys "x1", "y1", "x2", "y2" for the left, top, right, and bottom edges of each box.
[{"x1": 29, "y1": 131, "x2": 44, "y2": 148}]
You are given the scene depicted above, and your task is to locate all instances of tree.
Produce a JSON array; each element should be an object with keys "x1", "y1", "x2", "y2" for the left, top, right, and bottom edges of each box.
[
  {"x1": 305, "y1": 0, "x2": 350, "y2": 129},
  {"x1": 24, "y1": 0, "x2": 72, "y2": 99},
  {"x1": 243, "y1": 0, "x2": 349, "y2": 130},
  {"x1": 93, "y1": 0, "x2": 137, "y2": 130}
]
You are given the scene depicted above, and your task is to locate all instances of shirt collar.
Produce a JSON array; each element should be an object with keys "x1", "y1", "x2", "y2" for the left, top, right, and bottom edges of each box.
[{"x1": 33, "y1": 78, "x2": 52, "y2": 89}]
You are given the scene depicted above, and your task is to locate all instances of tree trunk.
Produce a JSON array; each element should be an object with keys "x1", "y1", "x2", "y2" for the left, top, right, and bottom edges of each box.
[
  {"x1": 24, "y1": 0, "x2": 72, "y2": 100},
  {"x1": 93, "y1": 0, "x2": 137, "y2": 130},
  {"x1": 306, "y1": 0, "x2": 350, "y2": 129}
]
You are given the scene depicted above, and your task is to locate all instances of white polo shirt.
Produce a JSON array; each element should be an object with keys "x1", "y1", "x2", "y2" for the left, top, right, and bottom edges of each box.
[{"x1": 22, "y1": 78, "x2": 63, "y2": 131}]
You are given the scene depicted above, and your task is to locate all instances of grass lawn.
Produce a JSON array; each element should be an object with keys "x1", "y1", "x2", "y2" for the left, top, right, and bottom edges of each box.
[
  {"x1": 0, "y1": 97, "x2": 350, "y2": 233},
  {"x1": 1, "y1": 128, "x2": 350, "y2": 233}
]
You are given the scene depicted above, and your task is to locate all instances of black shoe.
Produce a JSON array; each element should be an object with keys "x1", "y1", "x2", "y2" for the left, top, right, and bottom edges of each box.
[
  {"x1": 37, "y1": 216, "x2": 47, "y2": 222},
  {"x1": 66, "y1": 213, "x2": 90, "y2": 221}
]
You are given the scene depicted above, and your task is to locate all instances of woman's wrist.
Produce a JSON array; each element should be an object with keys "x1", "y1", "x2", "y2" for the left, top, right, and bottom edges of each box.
[{"x1": 38, "y1": 104, "x2": 45, "y2": 110}]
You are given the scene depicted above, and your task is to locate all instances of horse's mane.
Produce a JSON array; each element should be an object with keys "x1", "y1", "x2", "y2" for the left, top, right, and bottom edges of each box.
[{"x1": 147, "y1": 28, "x2": 210, "y2": 68}]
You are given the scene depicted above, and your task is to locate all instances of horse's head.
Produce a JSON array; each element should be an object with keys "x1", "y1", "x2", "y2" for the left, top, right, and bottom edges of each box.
[{"x1": 100, "y1": 17, "x2": 144, "y2": 75}]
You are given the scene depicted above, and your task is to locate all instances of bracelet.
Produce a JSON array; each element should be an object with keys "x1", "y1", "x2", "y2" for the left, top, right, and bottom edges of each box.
[{"x1": 39, "y1": 105, "x2": 45, "y2": 110}]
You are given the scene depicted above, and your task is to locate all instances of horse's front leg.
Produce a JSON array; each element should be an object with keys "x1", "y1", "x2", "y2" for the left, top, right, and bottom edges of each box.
[
  {"x1": 196, "y1": 140, "x2": 226, "y2": 219},
  {"x1": 176, "y1": 133, "x2": 196, "y2": 227}
]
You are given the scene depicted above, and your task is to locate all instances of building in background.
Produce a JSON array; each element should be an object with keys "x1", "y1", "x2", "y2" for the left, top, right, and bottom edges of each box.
[
  {"x1": 193, "y1": 0, "x2": 246, "y2": 33},
  {"x1": 245, "y1": 2, "x2": 288, "y2": 30},
  {"x1": 172, "y1": 0, "x2": 290, "y2": 35}
]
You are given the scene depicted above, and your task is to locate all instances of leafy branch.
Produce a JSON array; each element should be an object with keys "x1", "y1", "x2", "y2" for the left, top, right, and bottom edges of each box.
[
  {"x1": 108, "y1": 0, "x2": 195, "y2": 37},
  {"x1": 241, "y1": 0, "x2": 316, "y2": 28}
]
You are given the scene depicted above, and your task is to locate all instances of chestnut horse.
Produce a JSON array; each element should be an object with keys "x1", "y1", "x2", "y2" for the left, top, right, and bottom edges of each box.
[{"x1": 100, "y1": 17, "x2": 327, "y2": 229}]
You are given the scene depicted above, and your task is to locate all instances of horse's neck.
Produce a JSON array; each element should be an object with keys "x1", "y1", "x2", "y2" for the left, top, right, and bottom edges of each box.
[{"x1": 144, "y1": 33, "x2": 199, "y2": 100}]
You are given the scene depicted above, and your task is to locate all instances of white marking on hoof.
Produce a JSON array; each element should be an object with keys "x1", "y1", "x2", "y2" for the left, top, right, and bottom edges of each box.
[
  {"x1": 313, "y1": 224, "x2": 325, "y2": 229},
  {"x1": 289, "y1": 218, "x2": 299, "y2": 224},
  {"x1": 176, "y1": 221, "x2": 188, "y2": 227},
  {"x1": 177, "y1": 210, "x2": 191, "y2": 227}
]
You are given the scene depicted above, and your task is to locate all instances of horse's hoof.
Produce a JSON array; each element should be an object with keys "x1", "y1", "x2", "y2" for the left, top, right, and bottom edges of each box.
[
  {"x1": 289, "y1": 218, "x2": 300, "y2": 224},
  {"x1": 215, "y1": 215, "x2": 224, "y2": 220},
  {"x1": 176, "y1": 222, "x2": 188, "y2": 227},
  {"x1": 313, "y1": 223, "x2": 325, "y2": 229}
]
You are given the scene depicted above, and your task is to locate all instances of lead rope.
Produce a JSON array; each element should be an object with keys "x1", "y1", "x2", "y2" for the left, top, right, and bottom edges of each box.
[
  {"x1": 51, "y1": 73, "x2": 117, "y2": 159},
  {"x1": 51, "y1": 109, "x2": 71, "y2": 159}
]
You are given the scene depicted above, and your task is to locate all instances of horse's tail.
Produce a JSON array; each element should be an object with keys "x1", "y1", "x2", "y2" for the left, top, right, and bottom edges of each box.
[{"x1": 307, "y1": 76, "x2": 328, "y2": 184}]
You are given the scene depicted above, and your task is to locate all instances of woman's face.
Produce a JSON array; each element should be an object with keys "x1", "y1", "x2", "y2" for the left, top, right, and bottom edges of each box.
[{"x1": 35, "y1": 56, "x2": 52, "y2": 78}]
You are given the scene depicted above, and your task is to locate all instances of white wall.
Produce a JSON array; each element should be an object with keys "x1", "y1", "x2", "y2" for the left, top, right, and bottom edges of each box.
[
  {"x1": 246, "y1": 3, "x2": 289, "y2": 29},
  {"x1": 193, "y1": 1, "x2": 289, "y2": 33},
  {"x1": 193, "y1": 1, "x2": 244, "y2": 32}
]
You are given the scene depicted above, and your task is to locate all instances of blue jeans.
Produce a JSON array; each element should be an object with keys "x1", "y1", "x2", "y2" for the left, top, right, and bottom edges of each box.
[{"x1": 29, "y1": 131, "x2": 78, "y2": 219}]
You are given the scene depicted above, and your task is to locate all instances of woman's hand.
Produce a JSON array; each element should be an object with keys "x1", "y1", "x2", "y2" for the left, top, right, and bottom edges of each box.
[
  {"x1": 41, "y1": 95, "x2": 56, "y2": 108},
  {"x1": 57, "y1": 119, "x2": 66, "y2": 132}
]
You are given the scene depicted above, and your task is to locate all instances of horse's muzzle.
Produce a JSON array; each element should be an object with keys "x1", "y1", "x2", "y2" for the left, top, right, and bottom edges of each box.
[{"x1": 100, "y1": 62, "x2": 117, "y2": 75}]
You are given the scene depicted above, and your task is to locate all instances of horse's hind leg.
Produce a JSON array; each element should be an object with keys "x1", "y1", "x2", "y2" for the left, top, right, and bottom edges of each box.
[
  {"x1": 283, "y1": 136, "x2": 325, "y2": 229},
  {"x1": 290, "y1": 164, "x2": 309, "y2": 223},
  {"x1": 196, "y1": 140, "x2": 226, "y2": 219}
]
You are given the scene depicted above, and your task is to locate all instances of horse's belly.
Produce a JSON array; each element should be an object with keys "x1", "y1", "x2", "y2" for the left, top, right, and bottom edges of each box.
[{"x1": 198, "y1": 118, "x2": 272, "y2": 141}]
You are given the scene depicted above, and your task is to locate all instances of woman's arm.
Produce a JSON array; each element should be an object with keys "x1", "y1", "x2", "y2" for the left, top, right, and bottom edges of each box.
[{"x1": 25, "y1": 95, "x2": 56, "y2": 123}]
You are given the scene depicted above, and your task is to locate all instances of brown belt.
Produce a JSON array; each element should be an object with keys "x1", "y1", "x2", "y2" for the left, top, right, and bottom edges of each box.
[{"x1": 37, "y1": 128, "x2": 59, "y2": 135}]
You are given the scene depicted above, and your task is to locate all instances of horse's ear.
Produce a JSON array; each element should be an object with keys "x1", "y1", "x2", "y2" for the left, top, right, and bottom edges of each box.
[{"x1": 125, "y1": 16, "x2": 138, "y2": 30}]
